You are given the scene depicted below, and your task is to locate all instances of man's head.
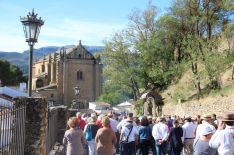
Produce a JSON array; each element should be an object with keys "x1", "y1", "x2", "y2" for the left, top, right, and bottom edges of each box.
[
  {"x1": 91, "y1": 112, "x2": 97, "y2": 117},
  {"x1": 222, "y1": 112, "x2": 234, "y2": 126},
  {"x1": 159, "y1": 117, "x2": 166, "y2": 123},
  {"x1": 107, "y1": 112, "x2": 113, "y2": 118},
  {"x1": 76, "y1": 112, "x2": 82, "y2": 119},
  {"x1": 200, "y1": 126, "x2": 214, "y2": 139},
  {"x1": 127, "y1": 113, "x2": 133, "y2": 121},
  {"x1": 203, "y1": 114, "x2": 212, "y2": 123},
  {"x1": 173, "y1": 119, "x2": 180, "y2": 127},
  {"x1": 184, "y1": 116, "x2": 192, "y2": 122},
  {"x1": 128, "y1": 112, "x2": 133, "y2": 117},
  {"x1": 212, "y1": 114, "x2": 217, "y2": 120},
  {"x1": 147, "y1": 115, "x2": 153, "y2": 123}
]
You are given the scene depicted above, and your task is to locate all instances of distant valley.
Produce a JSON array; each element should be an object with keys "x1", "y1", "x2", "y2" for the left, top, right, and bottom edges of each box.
[{"x1": 0, "y1": 45, "x2": 104, "y2": 74}]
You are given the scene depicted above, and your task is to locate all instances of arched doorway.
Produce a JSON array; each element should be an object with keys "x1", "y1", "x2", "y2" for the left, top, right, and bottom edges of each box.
[{"x1": 36, "y1": 79, "x2": 44, "y2": 88}]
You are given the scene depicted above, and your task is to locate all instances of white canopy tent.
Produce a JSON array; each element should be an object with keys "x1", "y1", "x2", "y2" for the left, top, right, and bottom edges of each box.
[{"x1": 116, "y1": 101, "x2": 132, "y2": 107}]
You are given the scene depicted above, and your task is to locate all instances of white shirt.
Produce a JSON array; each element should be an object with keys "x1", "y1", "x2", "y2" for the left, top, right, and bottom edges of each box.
[
  {"x1": 182, "y1": 122, "x2": 197, "y2": 138},
  {"x1": 109, "y1": 118, "x2": 119, "y2": 132},
  {"x1": 121, "y1": 122, "x2": 138, "y2": 142},
  {"x1": 195, "y1": 121, "x2": 216, "y2": 140},
  {"x1": 209, "y1": 125, "x2": 234, "y2": 155},
  {"x1": 117, "y1": 119, "x2": 136, "y2": 132},
  {"x1": 152, "y1": 122, "x2": 168, "y2": 141}
]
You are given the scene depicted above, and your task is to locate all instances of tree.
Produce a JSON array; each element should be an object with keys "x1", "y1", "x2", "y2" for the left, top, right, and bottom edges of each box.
[
  {"x1": 100, "y1": 0, "x2": 234, "y2": 105},
  {"x1": 126, "y1": 2, "x2": 183, "y2": 90},
  {"x1": 101, "y1": 30, "x2": 141, "y2": 102},
  {"x1": 0, "y1": 59, "x2": 26, "y2": 86},
  {"x1": 100, "y1": 2, "x2": 184, "y2": 104},
  {"x1": 98, "y1": 81, "x2": 132, "y2": 106},
  {"x1": 170, "y1": 0, "x2": 234, "y2": 92}
]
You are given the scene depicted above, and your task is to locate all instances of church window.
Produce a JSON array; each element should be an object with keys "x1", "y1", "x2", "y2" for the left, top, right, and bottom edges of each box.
[
  {"x1": 78, "y1": 54, "x2": 82, "y2": 58},
  {"x1": 77, "y1": 71, "x2": 83, "y2": 80},
  {"x1": 41, "y1": 64, "x2": 45, "y2": 72}
]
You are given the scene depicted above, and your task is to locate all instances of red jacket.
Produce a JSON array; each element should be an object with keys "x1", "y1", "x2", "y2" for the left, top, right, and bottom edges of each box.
[{"x1": 77, "y1": 119, "x2": 86, "y2": 130}]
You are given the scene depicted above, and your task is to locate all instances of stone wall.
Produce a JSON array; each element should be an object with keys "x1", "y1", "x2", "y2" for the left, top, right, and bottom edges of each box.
[
  {"x1": 14, "y1": 97, "x2": 48, "y2": 155},
  {"x1": 13, "y1": 97, "x2": 69, "y2": 155},
  {"x1": 54, "y1": 106, "x2": 68, "y2": 143},
  {"x1": 163, "y1": 93, "x2": 234, "y2": 117},
  {"x1": 47, "y1": 106, "x2": 68, "y2": 155}
]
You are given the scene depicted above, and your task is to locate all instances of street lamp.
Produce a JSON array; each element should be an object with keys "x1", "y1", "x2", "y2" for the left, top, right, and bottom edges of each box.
[
  {"x1": 74, "y1": 86, "x2": 80, "y2": 98},
  {"x1": 73, "y1": 86, "x2": 80, "y2": 109},
  {"x1": 20, "y1": 9, "x2": 44, "y2": 96}
]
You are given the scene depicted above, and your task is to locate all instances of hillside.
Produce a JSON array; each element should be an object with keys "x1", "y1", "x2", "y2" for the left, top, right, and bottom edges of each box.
[
  {"x1": 162, "y1": 66, "x2": 234, "y2": 117},
  {"x1": 160, "y1": 32, "x2": 234, "y2": 117},
  {"x1": 0, "y1": 45, "x2": 104, "y2": 74}
]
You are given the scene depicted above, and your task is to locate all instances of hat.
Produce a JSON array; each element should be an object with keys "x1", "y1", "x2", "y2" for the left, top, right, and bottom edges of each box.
[
  {"x1": 222, "y1": 112, "x2": 234, "y2": 122},
  {"x1": 184, "y1": 115, "x2": 191, "y2": 119},
  {"x1": 200, "y1": 126, "x2": 214, "y2": 136},
  {"x1": 203, "y1": 114, "x2": 212, "y2": 119},
  {"x1": 184, "y1": 116, "x2": 192, "y2": 122},
  {"x1": 159, "y1": 117, "x2": 166, "y2": 122},
  {"x1": 147, "y1": 115, "x2": 152, "y2": 120},
  {"x1": 138, "y1": 116, "x2": 143, "y2": 121}
]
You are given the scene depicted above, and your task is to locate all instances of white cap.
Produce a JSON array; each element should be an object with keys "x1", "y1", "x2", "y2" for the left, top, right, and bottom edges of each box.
[
  {"x1": 200, "y1": 126, "x2": 214, "y2": 136},
  {"x1": 147, "y1": 115, "x2": 152, "y2": 119}
]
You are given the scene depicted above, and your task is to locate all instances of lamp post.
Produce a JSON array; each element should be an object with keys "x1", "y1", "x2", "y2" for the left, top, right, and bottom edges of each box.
[
  {"x1": 20, "y1": 9, "x2": 44, "y2": 96},
  {"x1": 73, "y1": 86, "x2": 80, "y2": 109},
  {"x1": 74, "y1": 86, "x2": 80, "y2": 99}
]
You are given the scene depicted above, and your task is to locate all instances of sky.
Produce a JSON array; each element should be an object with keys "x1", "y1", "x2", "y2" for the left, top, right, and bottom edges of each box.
[{"x1": 0, "y1": 0, "x2": 172, "y2": 52}]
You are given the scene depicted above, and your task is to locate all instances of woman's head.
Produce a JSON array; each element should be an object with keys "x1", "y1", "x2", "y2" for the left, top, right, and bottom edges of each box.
[
  {"x1": 67, "y1": 117, "x2": 77, "y2": 128},
  {"x1": 102, "y1": 116, "x2": 110, "y2": 127},
  {"x1": 91, "y1": 115, "x2": 97, "y2": 123}
]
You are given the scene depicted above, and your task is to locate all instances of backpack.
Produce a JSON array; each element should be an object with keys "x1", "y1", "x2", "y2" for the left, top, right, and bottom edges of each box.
[{"x1": 85, "y1": 125, "x2": 92, "y2": 141}]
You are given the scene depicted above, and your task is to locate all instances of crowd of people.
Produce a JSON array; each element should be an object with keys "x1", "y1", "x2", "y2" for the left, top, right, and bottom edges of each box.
[{"x1": 63, "y1": 111, "x2": 234, "y2": 155}]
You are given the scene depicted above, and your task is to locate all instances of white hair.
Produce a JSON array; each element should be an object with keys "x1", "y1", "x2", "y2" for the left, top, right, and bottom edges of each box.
[{"x1": 76, "y1": 112, "x2": 81, "y2": 117}]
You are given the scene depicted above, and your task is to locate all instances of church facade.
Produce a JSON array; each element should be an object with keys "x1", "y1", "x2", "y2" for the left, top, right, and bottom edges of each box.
[{"x1": 32, "y1": 41, "x2": 103, "y2": 107}]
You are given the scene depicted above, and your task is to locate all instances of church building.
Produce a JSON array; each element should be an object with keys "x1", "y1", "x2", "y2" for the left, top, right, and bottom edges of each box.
[{"x1": 31, "y1": 41, "x2": 103, "y2": 107}]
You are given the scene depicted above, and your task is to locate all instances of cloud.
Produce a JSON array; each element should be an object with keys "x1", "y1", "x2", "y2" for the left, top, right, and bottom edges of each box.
[
  {"x1": 0, "y1": 18, "x2": 126, "y2": 52},
  {"x1": 0, "y1": 35, "x2": 28, "y2": 52},
  {"x1": 41, "y1": 18, "x2": 125, "y2": 45}
]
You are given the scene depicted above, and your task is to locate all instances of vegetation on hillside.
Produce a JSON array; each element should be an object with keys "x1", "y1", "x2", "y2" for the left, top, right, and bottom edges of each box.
[
  {"x1": 0, "y1": 59, "x2": 27, "y2": 86},
  {"x1": 99, "y1": 0, "x2": 234, "y2": 106}
]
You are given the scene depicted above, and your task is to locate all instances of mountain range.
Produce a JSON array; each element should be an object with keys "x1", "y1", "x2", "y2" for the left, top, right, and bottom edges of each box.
[{"x1": 0, "y1": 45, "x2": 104, "y2": 74}]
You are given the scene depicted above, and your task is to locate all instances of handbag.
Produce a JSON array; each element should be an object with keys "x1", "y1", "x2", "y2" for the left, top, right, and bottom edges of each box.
[
  {"x1": 122, "y1": 125, "x2": 133, "y2": 143},
  {"x1": 85, "y1": 125, "x2": 92, "y2": 141}
]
